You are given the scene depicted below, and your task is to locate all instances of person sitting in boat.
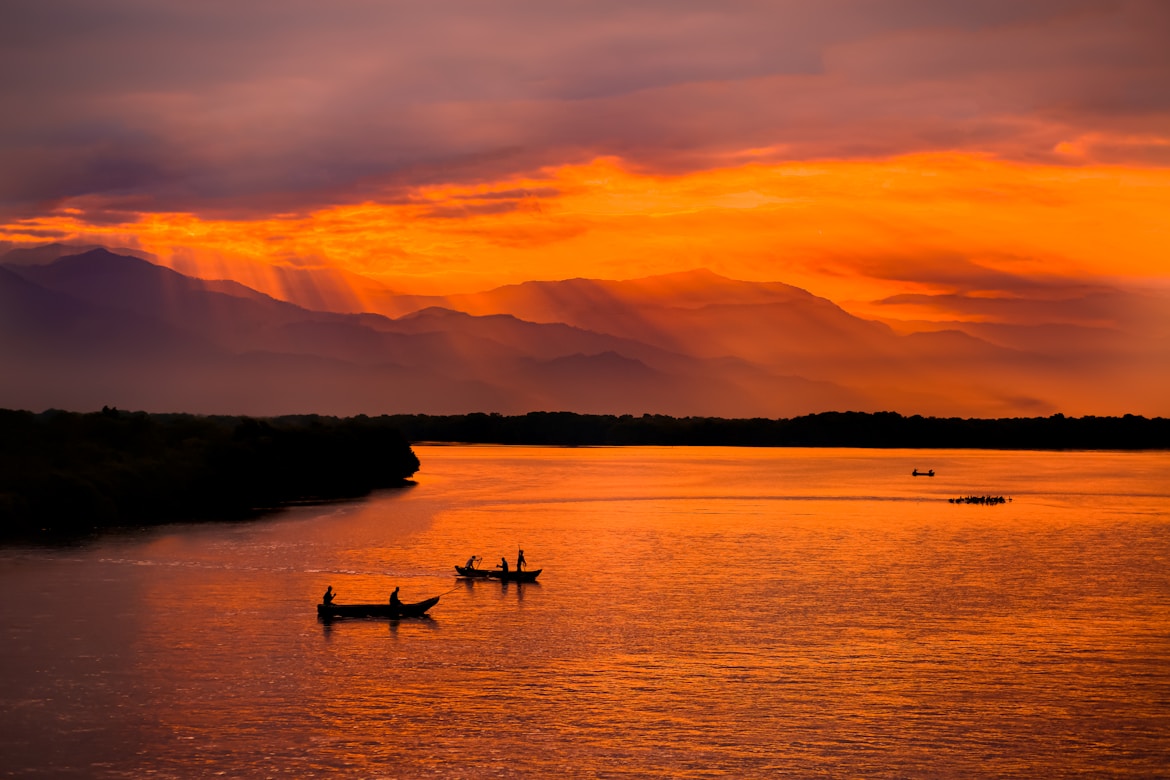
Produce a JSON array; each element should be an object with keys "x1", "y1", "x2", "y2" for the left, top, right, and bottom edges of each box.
[
  {"x1": 517, "y1": 549, "x2": 526, "y2": 571},
  {"x1": 465, "y1": 555, "x2": 478, "y2": 570},
  {"x1": 322, "y1": 586, "x2": 335, "y2": 606},
  {"x1": 390, "y1": 586, "x2": 401, "y2": 607},
  {"x1": 498, "y1": 556, "x2": 509, "y2": 574}
]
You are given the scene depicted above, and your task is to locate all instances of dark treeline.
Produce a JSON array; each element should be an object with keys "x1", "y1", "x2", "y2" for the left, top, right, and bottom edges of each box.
[
  {"x1": 383, "y1": 410, "x2": 1170, "y2": 450},
  {"x1": 0, "y1": 408, "x2": 419, "y2": 541},
  {"x1": 5, "y1": 407, "x2": 1166, "y2": 541}
]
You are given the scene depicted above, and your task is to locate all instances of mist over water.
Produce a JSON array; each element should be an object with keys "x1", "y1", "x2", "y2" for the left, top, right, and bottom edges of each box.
[{"x1": 2, "y1": 446, "x2": 1168, "y2": 778}]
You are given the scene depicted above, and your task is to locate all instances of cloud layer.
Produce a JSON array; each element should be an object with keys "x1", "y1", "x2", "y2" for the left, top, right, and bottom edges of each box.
[{"x1": 3, "y1": 0, "x2": 1168, "y2": 219}]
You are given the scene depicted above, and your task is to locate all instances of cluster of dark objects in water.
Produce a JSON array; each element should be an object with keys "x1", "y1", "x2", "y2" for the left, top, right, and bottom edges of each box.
[{"x1": 949, "y1": 495, "x2": 1011, "y2": 505}]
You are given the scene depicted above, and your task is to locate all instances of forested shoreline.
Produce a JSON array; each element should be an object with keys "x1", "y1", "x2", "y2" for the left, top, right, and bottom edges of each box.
[
  {"x1": 385, "y1": 410, "x2": 1170, "y2": 450},
  {"x1": 3, "y1": 407, "x2": 1167, "y2": 541},
  {"x1": 0, "y1": 408, "x2": 419, "y2": 541}
]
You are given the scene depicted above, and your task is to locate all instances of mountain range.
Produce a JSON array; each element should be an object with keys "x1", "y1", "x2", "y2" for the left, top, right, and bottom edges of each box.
[{"x1": 2, "y1": 246, "x2": 1166, "y2": 418}]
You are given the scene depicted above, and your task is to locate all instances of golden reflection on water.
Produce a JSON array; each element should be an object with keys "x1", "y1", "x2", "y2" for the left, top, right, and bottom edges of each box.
[{"x1": 1, "y1": 447, "x2": 1168, "y2": 778}]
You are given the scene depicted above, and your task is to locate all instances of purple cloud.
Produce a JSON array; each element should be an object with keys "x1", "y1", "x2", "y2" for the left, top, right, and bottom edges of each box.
[{"x1": 1, "y1": 0, "x2": 1166, "y2": 219}]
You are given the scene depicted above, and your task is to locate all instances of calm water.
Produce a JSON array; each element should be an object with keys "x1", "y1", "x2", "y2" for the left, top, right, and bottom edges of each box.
[{"x1": 2, "y1": 446, "x2": 1168, "y2": 778}]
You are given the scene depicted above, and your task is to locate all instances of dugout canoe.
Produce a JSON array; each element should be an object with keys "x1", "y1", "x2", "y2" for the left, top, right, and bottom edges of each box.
[
  {"x1": 317, "y1": 595, "x2": 440, "y2": 619},
  {"x1": 487, "y1": 568, "x2": 541, "y2": 582}
]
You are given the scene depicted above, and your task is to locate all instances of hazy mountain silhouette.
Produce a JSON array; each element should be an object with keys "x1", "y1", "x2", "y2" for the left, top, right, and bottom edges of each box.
[
  {"x1": 1, "y1": 262, "x2": 230, "y2": 413},
  {"x1": 371, "y1": 269, "x2": 963, "y2": 372},
  {"x1": 873, "y1": 284, "x2": 1170, "y2": 416},
  {"x1": 2, "y1": 250, "x2": 866, "y2": 416},
  {"x1": 14, "y1": 249, "x2": 335, "y2": 343},
  {"x1": 4, "y1": 246, "x2": 1165, "y2": 417},
  {"x1": 366, "y1": 269, "x2": 1081, "y2": 415},
  {"x1": 0, "y1": 253, "x2": 517, "y2": 415},
  {"x1": 10, "y1": 250, "x2": 494, "y2": 370},
  {"x1": 0, "y1": 242, "x2": 156, "y2": 267},
  {"x1": 0, "y1": 264, "x2": 213, "y2": 359}
]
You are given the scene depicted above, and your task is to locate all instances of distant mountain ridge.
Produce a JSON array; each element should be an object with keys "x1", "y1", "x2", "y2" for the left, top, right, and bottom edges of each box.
[
  {"x1": 0, "y1": 242, "x2": 156, "y2": 267},
  {"x1": 2, "y1": 244, "x2": 1166, "y2": 417},
  {"x1": 1, "y1": 248, "x2": 865, "y2": 416}
]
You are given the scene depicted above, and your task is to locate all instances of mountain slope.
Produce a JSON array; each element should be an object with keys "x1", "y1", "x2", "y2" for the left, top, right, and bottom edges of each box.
[
  {"x1": 10, "y1": 245, "x2": 1162, "y2": 416},
  {"x1": 2, "y1": 250, "x2": 865, "y2": 416},
  {"x1": 367, "y1": 268, "x2": 1065, "y2": 414}
]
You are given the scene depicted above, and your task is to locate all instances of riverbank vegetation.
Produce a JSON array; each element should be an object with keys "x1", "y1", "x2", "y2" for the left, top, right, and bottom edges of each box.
[
  {"x1": 4, "y1": 407, "x2": 1166, "y2": 541},
  {"x1": 383, "y1": 410, "x2": 1170, "y2": 450},
  {"x1": 0, "y1": 408, "x2": 419, "y2": 541}
]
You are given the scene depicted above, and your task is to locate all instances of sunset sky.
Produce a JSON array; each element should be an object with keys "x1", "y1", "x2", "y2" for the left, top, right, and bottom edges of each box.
[{"x1": 2, "y1": 1, "x2": 1168, "y2": 321}]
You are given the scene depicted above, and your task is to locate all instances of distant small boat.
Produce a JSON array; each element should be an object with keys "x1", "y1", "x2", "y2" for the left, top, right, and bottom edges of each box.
[
  {"x1": 454, "y1": 565, "x2": 493, "y2": 578},
  {"x1": 912, "y1": 469, "x2": 935, "y2": 477},
  {"x1": 317, "y1": 595, "x2": 440, "y2": 619},
  {"x1": 488, "y1": 568, "x2": 541, "y2": 582}
]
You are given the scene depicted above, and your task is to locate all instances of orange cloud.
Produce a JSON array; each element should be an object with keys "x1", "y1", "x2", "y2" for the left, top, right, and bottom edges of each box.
[{"x1": 3, "y1": 153, "x2": 1168, "y2": 317}]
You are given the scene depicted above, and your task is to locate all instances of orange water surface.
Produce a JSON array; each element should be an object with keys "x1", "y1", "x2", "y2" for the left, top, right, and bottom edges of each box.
[{"x1": 1, "y1": 446, "x2": 1168, "y2": 778}]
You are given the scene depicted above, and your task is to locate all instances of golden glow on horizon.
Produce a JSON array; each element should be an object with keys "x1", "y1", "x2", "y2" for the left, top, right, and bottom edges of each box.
[{"x1": 4, "y1": 153, "x2": 1168, "y2": 310}]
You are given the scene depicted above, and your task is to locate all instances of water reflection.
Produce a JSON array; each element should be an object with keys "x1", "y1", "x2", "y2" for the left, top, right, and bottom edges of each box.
[
  {"x1": 500, "y1": 579, "x2": 540, "y2": 601},
  {"x1": 318, "y1": 613, "x2": 440, "y2": 637},
  {"x1": 1, "y1": 447, "x2": 1168, "y2": 778}
]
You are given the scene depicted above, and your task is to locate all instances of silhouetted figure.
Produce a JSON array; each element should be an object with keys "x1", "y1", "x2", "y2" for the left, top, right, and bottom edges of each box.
[
  {"x1": 466, "y1": 555, "x2": 478, "y2": 569},
  {"x1": 322, "y1": 586, "x2": 335, "y2": 606},
  {"x1": 498, "y1": 557, "x2": 509, "y2": 574},
  {"x1": 390, "y1": 586, "x2": 401, "y2": 608},
  {"x1": 517, "y1": 549, "x2": 526, "y2": 571}
]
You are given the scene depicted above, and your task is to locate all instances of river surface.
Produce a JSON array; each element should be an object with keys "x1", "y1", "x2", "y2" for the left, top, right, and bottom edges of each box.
[{"x1": 1, "y1": 446, "x2": 1168, "y2": 778}]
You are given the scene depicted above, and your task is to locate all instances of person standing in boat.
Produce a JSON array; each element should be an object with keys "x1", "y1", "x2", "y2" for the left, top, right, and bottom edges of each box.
[
  {"x1": 465, "y1": 555, "x2": 478, "y2": 570},
  {"x1": 517, "y1": 549, "x2": 526, "y2": 571},
  {"x1": 498, "y1": 556, "x2": 509, "y2": 574},
  {"x1": 390, "y1": 586, "x2": 402, "y2": 607},
  {"x1": 322, "y1": 585, "x2": 335, "y2": 605}
]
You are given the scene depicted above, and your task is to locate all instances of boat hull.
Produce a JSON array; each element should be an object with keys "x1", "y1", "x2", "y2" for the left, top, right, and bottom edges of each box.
[
  {"x1": 317, "y1": 595, "x2": 440, "y2": 619},
  {"x1": 487, "y1": 568, "x2": 541, "y2": 582},
  {"x1": 454, "y1": 565, "x2": 493, "y2": 578}
]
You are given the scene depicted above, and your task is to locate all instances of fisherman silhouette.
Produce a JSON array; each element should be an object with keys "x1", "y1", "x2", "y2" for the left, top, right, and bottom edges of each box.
[
  {"x1": 322, "y1": 586, "x2": 335, "y2": 606},
  {"x1": 390, "y1": 586, "x2": 401, "y2": 607},
  {"x1": 517, "y1": 549, "x2": 526, "y2": 571},
  {"x1": 498, "y1": 556, "x2": 509, "y2": 574}
]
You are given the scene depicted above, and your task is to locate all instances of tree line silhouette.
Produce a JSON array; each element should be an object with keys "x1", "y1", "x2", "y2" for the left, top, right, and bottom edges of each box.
[
  {"x1": 3, "y1": 408, "x2": 1165, "y2": 541},
  {"x1": 382, "y1": 410, "x2": 1170, "y2": 449},
  {"x1": 0, "y1": 408, "x2": 419, "y2": 541}
]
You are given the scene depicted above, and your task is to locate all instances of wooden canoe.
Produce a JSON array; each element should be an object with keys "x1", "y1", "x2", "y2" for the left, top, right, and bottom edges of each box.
[
  {"x1": 317, "y1": 595, "x2": 440, "y2": 619},
  {"x1": 454, "y1": 565, "x2": 493, "y2": 578},
  {"x1": 487, "y1": 568, "x2": 541, "y2": 582}
]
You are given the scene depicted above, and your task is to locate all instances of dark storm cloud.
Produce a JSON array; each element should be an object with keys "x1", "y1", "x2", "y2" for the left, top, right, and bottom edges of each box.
[{"x1": 1, "y1": 0, "x2": 1167, "y2": 218}]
